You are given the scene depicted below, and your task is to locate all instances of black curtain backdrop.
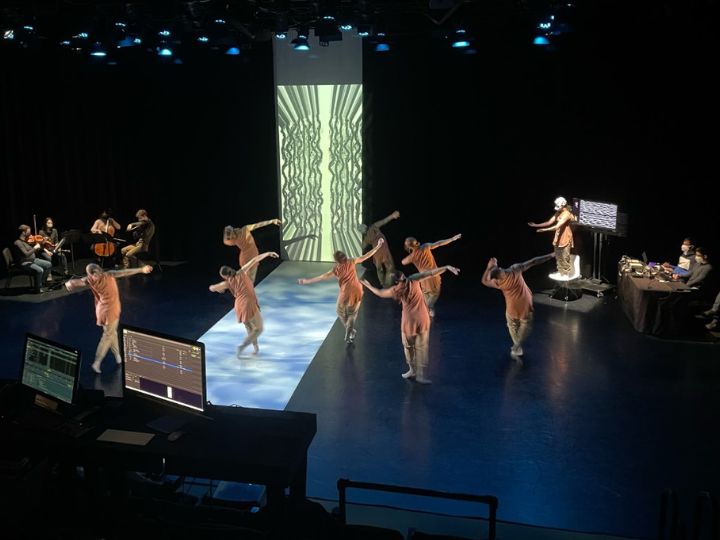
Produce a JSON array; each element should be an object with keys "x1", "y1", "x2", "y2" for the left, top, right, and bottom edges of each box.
[{"x1": 2, "y1": 1, "x2": 718, "y2": 280}]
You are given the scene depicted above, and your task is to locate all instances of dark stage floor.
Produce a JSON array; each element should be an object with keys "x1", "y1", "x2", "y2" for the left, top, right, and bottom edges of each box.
[{"x1": 1, "y1": 262, "x2": 718, "y2": 539}]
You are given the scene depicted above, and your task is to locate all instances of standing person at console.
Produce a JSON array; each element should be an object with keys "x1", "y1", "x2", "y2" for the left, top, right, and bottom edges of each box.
[{"x1": 528, "y1": 196, "x2": 576, "y2": 278}]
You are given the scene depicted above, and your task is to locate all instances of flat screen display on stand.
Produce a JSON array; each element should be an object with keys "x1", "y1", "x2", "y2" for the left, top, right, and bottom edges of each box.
[
  {"x1": 120, "y1": 325, "x2": 207, "y2": 433},
  {"x1": 21, "y1": 333, "x2": 81, "y2": 409},
  {"x1": 572, "y1": 198, "x2": 618, "y2": 232}
]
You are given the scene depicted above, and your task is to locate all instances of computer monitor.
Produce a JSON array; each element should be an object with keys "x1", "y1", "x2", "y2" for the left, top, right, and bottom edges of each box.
[
  {"x1": 21, "y1": 333, "x2": 81, "y2": 406},
  {"x1": 121, "y1": 325, "x2": 207, "y2": 415},
  {"x1": 571, "y1": 198, "x2": 618, "y2": 232}
]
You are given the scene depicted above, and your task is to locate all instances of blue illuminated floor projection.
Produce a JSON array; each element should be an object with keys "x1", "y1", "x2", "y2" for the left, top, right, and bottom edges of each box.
[{"x1": 201, "y1": 261, "x2": 339, "y2": 410}]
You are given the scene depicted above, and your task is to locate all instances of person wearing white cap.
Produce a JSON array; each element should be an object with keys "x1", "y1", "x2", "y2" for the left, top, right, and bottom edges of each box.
[{"x1": 528, "y1": 196, "x2": 576, "y2": 277}]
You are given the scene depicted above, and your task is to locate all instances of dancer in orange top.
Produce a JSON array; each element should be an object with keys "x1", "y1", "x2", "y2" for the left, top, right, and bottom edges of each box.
[
  {"x1": 209, "y1": 251, "x2": 279, "y2": 358},
  {"x1": 401, "y1": 233, "x2": 461, "y2": 317},
  {"x1": 481, "y1": 253, "x2": 555, "y2": 358},
  {"x1": 298, "y1": 239, "x2": 385, "y2": 344},
  {"x1": 360, "y1": 210, "x2": 400, "y2": 288},
  {"x1": 528, "y1": 196, "x2": 576, "y2": 277},
  {"x1": 361, "y1": 265, "x2": 460, "y2": 384},
  {"x1": 223, "y1": 218, "x2": 281, "y2": 283},
  {"x1": 65, "y1": 263, "x2": 153, "y2": 374}
]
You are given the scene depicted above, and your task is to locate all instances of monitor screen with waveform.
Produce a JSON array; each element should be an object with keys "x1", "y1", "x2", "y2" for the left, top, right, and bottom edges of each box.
[{"x1": 121, "y1": 325, "x2": 206, "y2": 413}]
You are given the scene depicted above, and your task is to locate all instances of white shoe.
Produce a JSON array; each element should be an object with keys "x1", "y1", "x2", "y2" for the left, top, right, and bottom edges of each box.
[
  {"x1": 91, "y1": 361, "x2": 102, "y2": 374},
  {"x1": 401, "y1": 368, "x2": 416, "y2": 379},
  {"x1": 510, "y1": 345, "x2": 524, "y2": 357}
]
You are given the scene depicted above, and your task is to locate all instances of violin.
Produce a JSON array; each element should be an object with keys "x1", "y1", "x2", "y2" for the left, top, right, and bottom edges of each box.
[{"x1": 27, "y1": 215, "x2": 47, "y2": 246}]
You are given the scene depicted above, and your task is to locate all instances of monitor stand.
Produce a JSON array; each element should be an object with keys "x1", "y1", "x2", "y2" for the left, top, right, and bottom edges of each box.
[{"x1": 145, "y1": 413, "x2": 189, "y2": 434}]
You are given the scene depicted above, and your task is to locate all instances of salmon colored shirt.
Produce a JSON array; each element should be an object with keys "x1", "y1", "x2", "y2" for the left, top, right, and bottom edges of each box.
[
  {"x1": 230, "y1": 226, "x2": 259, "y2": 267},
  {"x1": 495, "y1": 269, "x2": 533, "y2": 320},
  {"x1": 88, "y1": 274, "x2": 121, "y2": 326},
  {"x1": 554, "y1": 208, "x2": 574, "y2": 248},
  {"x1": 227, "y1": 271, "x2": 260, "y2": 323},
  {"x1": 406, "y1": 245, "x2": 441, "y2": 294},
  {"x1": 333, "y1": 259, "x2": 363, "y2": 307},
  {"x1": 394, "y1": 280, "x2": 431, "y2": 336},
  {"x1": 363, "y1": 226, "x2": 392, "y2": 265}
]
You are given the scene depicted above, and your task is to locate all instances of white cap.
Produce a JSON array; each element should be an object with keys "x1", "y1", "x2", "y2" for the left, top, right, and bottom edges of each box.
[{"x1": 554, "y1": 196, "x2": 567, "y2": 211}]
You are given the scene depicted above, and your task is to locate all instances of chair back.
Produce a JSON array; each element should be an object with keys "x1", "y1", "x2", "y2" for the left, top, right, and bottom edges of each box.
[{"x1": 2, "y1": 247, "x2": 14, "y2": 270}]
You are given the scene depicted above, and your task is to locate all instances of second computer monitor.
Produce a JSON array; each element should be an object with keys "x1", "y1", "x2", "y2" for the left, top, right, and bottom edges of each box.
[
  {"x1": 121, "y1": 325, "x2": 206, "y2": 413},
  {"x1": 21, "y1": 333, "x2": 81, "y2": 406}
]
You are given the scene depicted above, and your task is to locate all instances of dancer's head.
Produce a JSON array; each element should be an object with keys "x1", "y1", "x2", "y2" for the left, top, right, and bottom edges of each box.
[
  {"x1": 219, "y1": 265, "x2": 236, "y2": 279},
  {"x1": 554, "y1": 196, "x2": 567, "y2": 211},
  {"x1": 222, "y1": 225, "x2": 237, "y2": 246},
  {"x1": 333, "y1": 251, "x2": 348, "y2": 263},
  {"x1": 392, "y1": 271, "x2": 407, "y2": 285},
  {"x1": 358, "y1": 223, "x2": 368, "y2": 235},
  {"x1": 85, "y1": 263, "x2": 103, "y2": 282},
  {"x1": 404, "y1": 237, "x2": 420, "y2": 253}
]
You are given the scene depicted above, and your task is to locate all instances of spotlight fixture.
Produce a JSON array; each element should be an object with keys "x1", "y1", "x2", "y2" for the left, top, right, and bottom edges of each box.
[
  {"x1": 291, "y1": 28, "x2": 310, "y2": 51},
  {"x1": 89, "y1": 42, "x2": 107, "y2": 57},
  {"x1": 373, "y1": 32, "x2": 390, "y2": 52},
  {"x1": 450, "y1": 28, "x2": 471, "y2": 48}
]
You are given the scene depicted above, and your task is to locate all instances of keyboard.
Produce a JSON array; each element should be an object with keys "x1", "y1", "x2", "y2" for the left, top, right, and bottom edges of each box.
[{"x1": 14, "y1": 408, "x2": 92, "y2": 439}]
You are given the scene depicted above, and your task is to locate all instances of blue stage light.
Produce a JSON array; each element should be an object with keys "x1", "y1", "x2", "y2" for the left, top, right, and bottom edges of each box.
[
  {"x1": 534, "y1": 36, "x2": 551, "y2": 46},
  {"x1": 225, "y1": 46, "x2": 240, "y2": 55},
  {"x1": 158, "y1": 47, "x2": 173, "y2": 56}
]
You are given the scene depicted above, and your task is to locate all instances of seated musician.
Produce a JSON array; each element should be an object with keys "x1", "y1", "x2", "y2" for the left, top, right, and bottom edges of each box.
[
  {"x1": 13, "y1": 225, "x2": 53, "y2": 293},
  {"x1": 39, "y1": 216, "x2": 69, "y2": 276},
  {"x1": 122, "y1": 209, "x2": 155, "y2": 268},
  {"x1": 90, "y1": 210, "x2": 121, "y2": 235},
  {"x1": 662, "y1": 237, "x2": 696, "y2": 278},
  {"x1": 90, "y1": 210, "x2": 122, "y2": 265}
]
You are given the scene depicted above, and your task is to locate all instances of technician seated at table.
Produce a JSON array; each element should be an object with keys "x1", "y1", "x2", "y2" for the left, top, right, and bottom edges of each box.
[
  {"x1": 673, "y1": 246, "x2": 712, "y2": 289},
  {"x1": 662, "y1": 237, "x2": 696, "y2": 278}
]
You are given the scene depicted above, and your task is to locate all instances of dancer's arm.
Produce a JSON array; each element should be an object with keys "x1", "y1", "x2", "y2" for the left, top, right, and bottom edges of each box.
[
  {"x1": 481, "y1": 258, "x2": 500, "y2": 289},
  {"x1": 409, "y1": 265, "x2": 460, "y2": 282},
  {"x1": 371, "y1": 210, "x2": 400, "y2": 230},
  {"x1": 65, "y1": 277, "x2": 89, "y2": 291},
  {"x1": 428, "y1": 234, "x2": 461, "y2": 250},
  {"x1": 509, "y1": 253, "x2": 555, "y2": 273},
  {"x1": 298, "y1": 269, "x2": 335, "y2": 285},
  {"x1": 246, "y1": 218, "x2": 282, "y2": 231},
  {"x1": 536, "y1": 211, "x2": 573, "y2": 233},
  {"x1": 360, "y1": 279, "x2": 395, "y2": 298},
  {"x1": 209, "y1": 280, "x2": 229, "y2": 293},
  {"x1": 355, "y1": 238, "x2": 385, "y2": 264},
  {"x1": 241, "y1": 251, "x2": 279, "y2": 273},
  {"x1": 106, "y1": 266, "x2": 153, "y2": 279},
  {"x1": 401, "y1": 252, "x2": 413, "y2": 266},
  {"x1": 528, "y1": 214, "x2": 556, "y2": 228}
]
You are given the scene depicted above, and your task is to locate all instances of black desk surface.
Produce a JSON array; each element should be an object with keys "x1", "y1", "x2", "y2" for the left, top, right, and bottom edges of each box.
[{"x1": 0, "y1": 386, "x2": 316, "y2": 495}]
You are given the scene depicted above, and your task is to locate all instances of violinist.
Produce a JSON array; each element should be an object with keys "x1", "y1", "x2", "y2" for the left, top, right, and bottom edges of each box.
[
  {"x1": 39, "y1": 216, "x2": 69, "y2": 275},
  {"x1": 122, "y1": 209, "x2": 155, "y2": 268},
  {"x1": 13, "y1": 225, "x2": 52, "y2": 293}
]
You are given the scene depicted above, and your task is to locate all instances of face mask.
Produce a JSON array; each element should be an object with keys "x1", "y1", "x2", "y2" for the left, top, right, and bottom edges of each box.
[
  {"x1": 695, "y1": 256, "x2": 704, "y2": 264},
  {"x1": 681, "y1": 245, "x2": 690, "y2": 253}
]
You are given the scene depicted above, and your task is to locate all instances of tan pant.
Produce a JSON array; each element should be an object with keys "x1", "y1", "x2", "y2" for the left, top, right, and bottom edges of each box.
[
  {"x1": 505, "y1": 312, "x2": 533, "y2": 348},
  {"x1": 240, "y1": 312, "x2": 264, "y2": 350},
  {"x1": 555, "y1": 245, "x2": 572, "y2": 276},
  {"x1": 337, "y1": 302, "x2": 360, "y2": 341},
  {"x1": 95, "y1": 319, "x2": 121, "y2": 366},
  {"x1": 401, "y1": 331, "x2": 429, "y2": 370},
  {"x1": 122, "y1": 243, "x2": 146, "y2": 268},
  {"x1": 423, "y1": 291, "x2": 440, "y2": 312}
]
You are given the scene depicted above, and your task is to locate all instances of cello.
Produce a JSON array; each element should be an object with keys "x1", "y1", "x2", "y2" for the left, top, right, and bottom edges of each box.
[{"x1": 93, "y1": 218, "x2": 117, "y2": 257}]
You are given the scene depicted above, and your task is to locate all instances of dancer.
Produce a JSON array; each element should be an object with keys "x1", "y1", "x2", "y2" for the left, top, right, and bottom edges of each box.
[
  {"x1": 223, "y1": 218, "x2": 282, "y2": 284},
  {"x1": 209, "y1": 251, "x2": 279, "y2": 358},
  {"x1": 360, "y1": 210, "x2": 400, "y2": 288},
  {"x1": 297, "y1": 239, "x2": 385, "y2": 344},
  {"x1": 528, "y1": 196, "x2": 576, "y2": 278},
  {"x1": 481, "y1": 253, "x2": 555, "y2": 358},
  {"x1": 401, "y1": 233, "x2": 462, "y2": 317},
  {"x1": 361, "y1": 265, "x2": 460, "y2": 384},
  {"x1": 65, "y1": 263, "x2": 153, "y2": 373}
]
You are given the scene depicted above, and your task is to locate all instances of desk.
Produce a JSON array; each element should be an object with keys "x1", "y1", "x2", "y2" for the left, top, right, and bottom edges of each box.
[
  {"x1": 0, "y1": 390, "x2": 316, "y2": 505},
  {"x1": 617, "y1": 273, "x2": 693, "y2": 336}
]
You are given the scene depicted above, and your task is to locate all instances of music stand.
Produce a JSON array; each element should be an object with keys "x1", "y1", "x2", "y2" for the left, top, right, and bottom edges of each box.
[{"x1": 62, "y1": 229, "x2": 83, "y2": 277}]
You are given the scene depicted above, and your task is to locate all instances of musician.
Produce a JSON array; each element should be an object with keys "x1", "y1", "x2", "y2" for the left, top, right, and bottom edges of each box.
[
  {"x1": 90, "y1": 210, "x2": 122, "y2": 265},
  {"x1": 39, "y1": 217, "x2": 69, "y2": 275},
  {"x1": 90, "y1": 210, "x2": 121, "y2": 235},
  {"x1": 13, "y1": 225, "x2": 52, "y2": 293},
  {"x1": 122, "y1": 209, "x2": 155, "y2": 268}
]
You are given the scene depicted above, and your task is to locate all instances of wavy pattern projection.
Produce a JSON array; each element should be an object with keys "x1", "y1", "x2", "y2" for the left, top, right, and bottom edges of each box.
[{"x1": 277, "y1": 84, "x2": 362, "y2": 261}]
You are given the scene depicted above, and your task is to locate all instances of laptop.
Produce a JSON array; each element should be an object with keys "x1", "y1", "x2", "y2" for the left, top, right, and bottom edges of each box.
[{"x1": 15, "y1": 333, "x2": 90, "y2": 437}]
